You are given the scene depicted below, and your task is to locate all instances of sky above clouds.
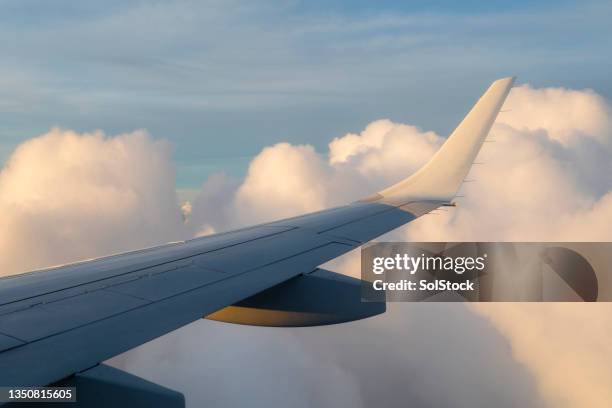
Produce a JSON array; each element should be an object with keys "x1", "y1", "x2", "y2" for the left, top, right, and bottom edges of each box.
[
  {"x1": 1, "y1": 0, "x2": 611, "y2": 187},
  {"x1": 2, "y1": 1, "x2": 612, "y2": 407}
]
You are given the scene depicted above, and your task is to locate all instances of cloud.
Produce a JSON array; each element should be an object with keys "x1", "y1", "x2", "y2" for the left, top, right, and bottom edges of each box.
[
  {"x1": 110, "y1": 321, "x2": 367, "y2": 408},
  {"x1": 0, "y1": 128, "x2": 186, "y2": 276},
  {"x1": 473, "y1": 303, "x2": 612, "y2": 408},
  {"x1": 233, "y1": 143, "x2": 330, "y2": 224},
  {"x1": 328, "y1": 119, "x2": 442, "y2": 171},
  {"x1": 185, "y1": 119, "x2": 446, "y2": 234},
  {"x1": 498, "y1": 84, "x2": 612, "y2": 146},
  {"x1": 2, "y1": 83, "x2": 612, "y2": 407},
  {"x1": 110, "y1": 303, "x2": 541, "y2": 408}
]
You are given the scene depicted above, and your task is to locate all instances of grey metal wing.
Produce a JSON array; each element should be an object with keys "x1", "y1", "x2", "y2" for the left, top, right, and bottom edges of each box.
[{"x1": 0, "y1": 77, "x2": 514, "y2": 406}]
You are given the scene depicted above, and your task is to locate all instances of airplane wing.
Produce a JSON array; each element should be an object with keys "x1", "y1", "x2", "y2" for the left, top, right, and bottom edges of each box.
[{"x1": 0, "y1": 77, "x2": 514, "y2": 407}]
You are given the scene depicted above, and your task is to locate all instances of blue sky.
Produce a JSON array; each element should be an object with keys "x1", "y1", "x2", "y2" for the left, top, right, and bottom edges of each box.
[{"x1": 1, "y1": 0, "x2": 610, "y2": 188}]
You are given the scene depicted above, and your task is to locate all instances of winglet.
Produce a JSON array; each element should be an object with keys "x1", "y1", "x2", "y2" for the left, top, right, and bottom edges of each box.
[{"x1": 371, "y1": 77, "x2": 515, "y2": 205}]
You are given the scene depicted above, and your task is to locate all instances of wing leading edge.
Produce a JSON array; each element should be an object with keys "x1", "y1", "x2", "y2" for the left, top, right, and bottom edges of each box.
[{"x1": 0, "y1": 77, "x2": 514, "y2": 402}]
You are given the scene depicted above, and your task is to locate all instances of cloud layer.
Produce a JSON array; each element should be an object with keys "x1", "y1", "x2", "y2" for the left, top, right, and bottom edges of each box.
[{"x1": 1, "y1": 83, "x2": 611, "y2": 407}]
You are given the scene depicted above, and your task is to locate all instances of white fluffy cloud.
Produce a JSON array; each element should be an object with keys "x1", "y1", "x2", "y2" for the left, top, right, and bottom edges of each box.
[
  {"x1": 498, "y1": 85, "x2": 612, "y2": 146},
  {"x1": 2, "y1": 83, "x2": 612, "y2": 407},
  {"x1": 473, "y1": 303, "x2": 612, "y2": 408},
  {"x1": 185, "y1": 119, "x2": 446, "y2": 234},
  {"x1": 233, "y1": 143, "x2": 330, "y2": 224},
  {"x1": 0, "y1": 128, "x2": 186, "y2": 276}
]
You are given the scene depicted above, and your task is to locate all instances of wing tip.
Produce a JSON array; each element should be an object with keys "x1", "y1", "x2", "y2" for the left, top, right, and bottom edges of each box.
[
  {"x1": 366, "y1": 75, "x2": 517, "y2": 205},
  {"x1": 492, "y1": 76, "x2": 516, "y2": 88}
]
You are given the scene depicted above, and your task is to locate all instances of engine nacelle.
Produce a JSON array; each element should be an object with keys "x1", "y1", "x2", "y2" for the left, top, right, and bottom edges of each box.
[{"x1": 205, "y1": 268, "x2": 385, "y2": 327}]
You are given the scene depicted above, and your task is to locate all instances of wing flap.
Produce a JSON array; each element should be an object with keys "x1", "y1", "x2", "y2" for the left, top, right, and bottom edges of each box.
[
  {"x1": 107, "y1": 265, "x2": 226, "y2": 302},
  {"x1": 0, "y1": 290, "x2": 149, "y2": 342}
]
